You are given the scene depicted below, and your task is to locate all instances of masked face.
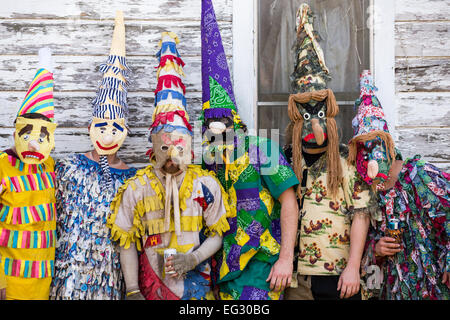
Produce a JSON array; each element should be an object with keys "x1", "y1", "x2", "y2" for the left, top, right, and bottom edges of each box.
[
  {"x1": 89, "y1": 117, "x2": 128, "y2": 155},
  {"x1": 152, "y1": 131, "x2": 192, "y2": 173},
  {"x1": 356, "y1": 137, "x2": 390, "y2": 185},
  {"x1": 203, "y1": 116, "x2": 235, "y2": 147},
  {"x1": 14, "y1": 117, "x2": 57, "y2": 164},
  {"x1": 299, "y1": 100, "x2": 328, "y2": 150}
]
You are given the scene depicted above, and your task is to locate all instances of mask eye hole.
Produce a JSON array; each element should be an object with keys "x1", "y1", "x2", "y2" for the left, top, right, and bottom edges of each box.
[
  {"x1": 23, "y1": 134, "x2": 30, "y2": 141},
  {"x1": 38, "y1": 137, "x2": 45, "y2": 143},
  {"x1": 318, "y1": 111, "x2": 325, "y2": 119},
  {"x1": 161, "y1": 145, "x2": 169, "y2": 152},
  {"x1": 303, "y1": 113, "x2": 311, "y2": 121}
]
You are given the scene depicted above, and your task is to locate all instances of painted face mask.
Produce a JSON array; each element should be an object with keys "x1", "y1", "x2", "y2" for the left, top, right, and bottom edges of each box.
[
  {"x1": 299, "y1": 99, "x2": 328, "y2": 149},
  {"x1": 355, "y1": 136, "x2": 391, "y2": 185},
  {"x1": 89, "y1": 117, "x2": 128, "y2": 156},
  {"x1": 14, "y1": 117, "x2": 57, "y2": 164},
  {"x1": 151, "y1": 131, "x2": 192, "y2": 173}
]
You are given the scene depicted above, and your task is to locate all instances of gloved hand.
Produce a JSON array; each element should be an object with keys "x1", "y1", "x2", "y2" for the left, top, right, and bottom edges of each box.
[{"x1": 170, "y1": 253, "x2": 198, "y2": 276}]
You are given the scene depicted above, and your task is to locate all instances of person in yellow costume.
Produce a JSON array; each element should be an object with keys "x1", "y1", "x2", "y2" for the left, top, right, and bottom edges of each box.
[{"x1": 0, "y1": 48, "x2": 57, "y2": 300}]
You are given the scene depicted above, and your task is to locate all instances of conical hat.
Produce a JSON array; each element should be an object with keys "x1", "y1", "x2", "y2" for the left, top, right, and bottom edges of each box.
[
  {"x1": 199, "y1": 0, "x2": 242, "y2": 130},
  {"x1": 91, "y1": 11, "x2": 131, "y2": 121},
  {"x1": 150, "y1": 32, "x2": 192, "y2": 136},
  {"x1": 350, "y1": 70, "x2": 390, "y2": 139},
  {"x1": 17, "y1": 48, "x2": 55, "y2": 121},
  {"x1": 291, "y1": 3, "x2": 330, "y2": 93}
]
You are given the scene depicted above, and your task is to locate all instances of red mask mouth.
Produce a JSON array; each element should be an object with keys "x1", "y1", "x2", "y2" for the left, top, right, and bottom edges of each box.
[
  {"x1": 96, "y1": 141, "x2": 119, "y2": 151},
  {"x1": 21, "y1": 151, "x2": 45, "y2": 161},
  {"x1": 303, "y1": 133, "x2": 328, "y2": 142}
]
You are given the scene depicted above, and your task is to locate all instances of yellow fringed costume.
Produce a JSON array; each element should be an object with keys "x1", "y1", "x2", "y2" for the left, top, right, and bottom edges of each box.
[
  {"x1": 0, "y1": 152, "x2": 56, "y2": 300},
  {"x1": 107, "y1": 164, "x2": 234, "y2": 300}
]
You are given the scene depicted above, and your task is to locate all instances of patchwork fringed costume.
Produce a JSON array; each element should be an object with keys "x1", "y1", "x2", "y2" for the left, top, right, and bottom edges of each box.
[
  {"x1": 200, "y1": 0, "x2": 299, "y2": 300},
  {"x1": 349, "y1": 71, "x2": 450, "y2": 300},
  {"x1": 107, "y1": 32, "x2": 233, "y2": 300},
  {"x1": 50, "y1": 11, "x2": 137, "y2": 300},
  {"x1": 0, "y1": 48, "x2": 57, "y2": 300},
  {"x1": 283, "y1": 4, "x2": 374, "y2": 300}
]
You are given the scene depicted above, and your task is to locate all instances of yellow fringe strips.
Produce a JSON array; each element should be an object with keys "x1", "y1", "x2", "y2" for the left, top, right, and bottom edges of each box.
[
  {"x1": 108, "y1": 164, "x2": 238, "y2": 248},
  {"x1": 157, "y1": 60, "x2": 185, "y2": 78}
]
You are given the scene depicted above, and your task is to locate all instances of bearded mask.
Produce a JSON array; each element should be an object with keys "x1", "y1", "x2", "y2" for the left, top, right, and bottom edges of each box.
[
  {"x1": 151, "y1": 130, "x2": 192, "y2": 172},
  {"x1": 14, "y1": 117, "x2": 57, "y2": 164},
  {"x1": 89, "y1": 117, "x2": 128, "y2": 155}
]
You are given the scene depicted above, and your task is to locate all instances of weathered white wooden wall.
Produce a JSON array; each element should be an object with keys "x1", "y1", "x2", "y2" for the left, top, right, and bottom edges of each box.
[
  {"x1": 0, "y1": 0, "x2": 233, "y2": 167},
  {"x1": 395, "y1": 0, "x2": 450, "y2": 171}
]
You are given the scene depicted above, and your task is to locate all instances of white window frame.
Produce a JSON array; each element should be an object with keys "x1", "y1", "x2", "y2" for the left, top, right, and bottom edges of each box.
[{"x1": 232, "y1": 0, "x2": 396, "y2": 137}]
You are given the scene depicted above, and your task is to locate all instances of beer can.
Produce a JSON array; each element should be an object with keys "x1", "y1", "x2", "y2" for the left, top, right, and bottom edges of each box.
[
  {"x1": 388, "y1": 218, "x2": 400, "y2": 230},
  {"x1": 164, "y1": 248, "x2": 177, "y2": 274}
]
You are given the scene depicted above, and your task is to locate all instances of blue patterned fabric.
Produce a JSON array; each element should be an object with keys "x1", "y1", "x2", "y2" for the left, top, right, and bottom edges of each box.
[{"x1": 50, "y1": 154, "x2": 136, "y2": 300}]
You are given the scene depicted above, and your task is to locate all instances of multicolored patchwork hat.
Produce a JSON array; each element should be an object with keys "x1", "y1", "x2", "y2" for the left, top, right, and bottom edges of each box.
[
  {"x1": 150, "y1": 32, "x2": 192, "y2": 136},
  {"x1": 200, "y1": 0, "x2": 242, "y2": 130},
  {"x1": 350, "y1": 70, "x2": 390, "y2": 138},
  {"x1": 17, "y1": 48, "x2": 55, "y2": 121},
  {"x1": 91, "y1": 10, "x2": 131, "y2": 122},
  {"x1": 291, "y1": 3, "x2": 330, "y2": 93}
]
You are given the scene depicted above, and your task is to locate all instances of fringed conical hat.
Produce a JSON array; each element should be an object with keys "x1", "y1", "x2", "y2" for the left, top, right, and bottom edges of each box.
[
  {"x1": 91, "y1": 11, "x2": 131, "y2": 121},
  {"x1": 150, "y1": 32, "x2": 192, "y2": 136}
]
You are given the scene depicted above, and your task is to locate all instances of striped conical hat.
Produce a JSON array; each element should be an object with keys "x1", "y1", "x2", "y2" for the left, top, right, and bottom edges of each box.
[
  {"x1": 17, "y1": 48, "x2": 55, "y2": 121},
  {"x1": 150, "y1": 32, "x2": 192, "y2": 136},
  {"x1": 91, "y1": 11, "x2": 131, "y2": 121}
]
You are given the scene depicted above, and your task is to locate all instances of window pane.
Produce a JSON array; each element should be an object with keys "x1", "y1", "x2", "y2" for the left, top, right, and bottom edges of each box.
[{"x1": 258, "y1": 0, "x2": 370, "y2": 99}]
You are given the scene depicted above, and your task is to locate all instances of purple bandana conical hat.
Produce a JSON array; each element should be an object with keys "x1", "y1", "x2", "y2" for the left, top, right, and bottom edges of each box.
[{"x1": 200, "y1": 0, "x2": 242, "y2": 130}]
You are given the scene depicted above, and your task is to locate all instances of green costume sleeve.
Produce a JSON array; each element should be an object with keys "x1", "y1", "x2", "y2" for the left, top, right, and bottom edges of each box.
[{"x1": 259, "y1": 138, "x2": 299, "y2": 200}]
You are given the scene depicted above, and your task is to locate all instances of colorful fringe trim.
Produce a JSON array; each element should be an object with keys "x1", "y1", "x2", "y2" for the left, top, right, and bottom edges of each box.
[
  {"x1": 92, "y1": 55, "x2": 131, "y2": 120},
  {"x1": 0, "y1": 228, "x2": 56, "y2": 249},
  {"x1": 0, "y1": 202, "x2": 56, "y2": 225},
  {"x1": 3, "y1": 172, "x2": 56, "y2": 193},
  {"x1": 108, "y1": 165, "x2": 236, "y2": 251},
  {"x1": 6, "y1": 154, "x2": 45, "y2": 174},
  {"x1": 1, "y1": 257, "x2": 54, "y2": 278},
  {"x1": 155, "y1": 75, "x2": 186, "y2": 95}
]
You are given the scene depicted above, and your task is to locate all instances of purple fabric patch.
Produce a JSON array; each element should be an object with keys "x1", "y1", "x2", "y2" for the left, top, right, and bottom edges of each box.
[
  {"x1": 236, "y1": 188, "x2": 261, "y2": 212},
  {"x1": 271, "y1": 219, "x2": 282, "y2": 244},
  {"x1": 245, "y1": 220, "x2": 263, "y2": 248},
  {"x1": 279, "y1": 153, "x2": 290, "y2": 166},
  {"x1": 226, "y1": 244, "x2": 242, "y2": 273},
  {"x1": 241, "y1": 286, "x2": 269, "y2": 300},
  {"x1": 225, "y1": 216, "x2": 238, "y2": 236},
  {"x1": 201, "y1": 0, "x2": 237, "y2": 107},
  {"x1": 204, "y1": 108, "x2": 233, "y2": 120},
  {"x1": 248, "y1": 144, "x2": 269, "y2": 167}
]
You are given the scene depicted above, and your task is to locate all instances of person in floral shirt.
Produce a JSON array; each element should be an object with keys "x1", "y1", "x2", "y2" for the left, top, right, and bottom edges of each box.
[{"x1": 283, "y1": 4, "x2": 375, "y2": 300}]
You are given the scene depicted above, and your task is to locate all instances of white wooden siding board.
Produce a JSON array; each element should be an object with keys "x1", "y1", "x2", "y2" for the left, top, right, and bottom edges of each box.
[
  {"x1": 0, "y1": 0, "x2": 233, "y2": 21},
  {"x1": 395, "y1": 21, "x2": 450, "y2": 57},
  {"x1": 0, "y1": 91, "x2": 204, "y2": 128},
  {"x1": 0, "y1": 19, "x2": 232, "y2": 56},
  {"x1": 395, "y1": 0, "x2": 450, "y2": 21},
  {"x1": 395, "y1": 57, "x2": 450, "y2": 92},
  {"x1": 396, "y1": 128, "x2": 450, "y2": 163},
  {"x1": 0, "y1": 55, "x2": 233, "y2": 93},
  {"x1": 397, "y1": 92, "x2": 450, "y2": 127}
]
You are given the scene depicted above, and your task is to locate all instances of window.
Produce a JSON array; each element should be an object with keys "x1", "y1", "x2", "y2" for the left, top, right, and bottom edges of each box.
[{"x1": 257, "y1": 0, "x2": 371, "y2": 146}]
